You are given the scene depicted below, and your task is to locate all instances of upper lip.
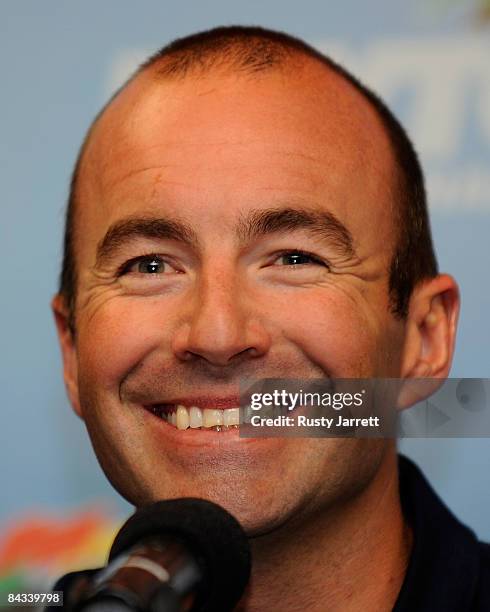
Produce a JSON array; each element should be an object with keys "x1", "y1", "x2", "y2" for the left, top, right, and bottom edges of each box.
[{"x1": 145, "y1": 396, "x2": 241, "y2": 410}]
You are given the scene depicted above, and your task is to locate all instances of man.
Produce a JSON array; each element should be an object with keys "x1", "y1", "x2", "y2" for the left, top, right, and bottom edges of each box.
[{"x1": 51, "y1": 26, "x2": 489, "y2": 610}]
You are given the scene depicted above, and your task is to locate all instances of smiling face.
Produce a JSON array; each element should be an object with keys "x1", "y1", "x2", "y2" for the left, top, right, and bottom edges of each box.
[{"x1": 53, "y1": 58, "x2": 408, "y2": 533}]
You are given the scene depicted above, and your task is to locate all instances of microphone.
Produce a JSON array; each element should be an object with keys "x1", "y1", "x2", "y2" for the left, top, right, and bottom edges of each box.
[{"x1": 65, "y1": 498, "x2": 251, "y2": 612}]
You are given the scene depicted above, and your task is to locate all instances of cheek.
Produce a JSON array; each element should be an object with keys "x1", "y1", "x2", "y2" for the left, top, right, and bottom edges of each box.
[
  {"x1": 271, "y1": 289, "x2": 383, "y2": 376},
  {"x1": 76, "y1": 298, "x2": 169, "y2": 388}
]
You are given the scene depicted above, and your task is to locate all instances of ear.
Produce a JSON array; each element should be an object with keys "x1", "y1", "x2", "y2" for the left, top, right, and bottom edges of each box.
[
  {"x1": 51, "y1": 294, "x2": 83, "y2": 419},
  {"x1": 397, "y1": 274, "x2": 460, "y2": 408}
]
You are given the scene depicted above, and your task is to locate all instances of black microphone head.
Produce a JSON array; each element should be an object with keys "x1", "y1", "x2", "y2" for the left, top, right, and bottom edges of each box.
[{"x1": 109, "y1": 498, "x2": 251, "y2": 612}]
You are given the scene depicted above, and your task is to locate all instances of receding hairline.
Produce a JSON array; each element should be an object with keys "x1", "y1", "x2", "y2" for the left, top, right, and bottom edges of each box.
[
  {"x1": 61, "y1": 27, "x2": 435, "y2": 333},
  {"x1": 72, "y1": 39, "x2": 302, "y2": 200},
  {"x1": 73, "y1": 40, "x2": 395, "y2": 223},
  {"x1": 140, "y1": 25, "x2": 316, "y2": 79}
]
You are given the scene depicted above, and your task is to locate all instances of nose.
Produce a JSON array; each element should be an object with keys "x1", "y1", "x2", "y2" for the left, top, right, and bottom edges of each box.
[{"x1": 172, "y1": 267, "x2": 271, "y2": 367}]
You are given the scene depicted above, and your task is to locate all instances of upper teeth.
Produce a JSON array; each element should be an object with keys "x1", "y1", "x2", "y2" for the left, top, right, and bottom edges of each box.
[{"x1": 168, "y1": 405, "x2": 240, "y2": 430}]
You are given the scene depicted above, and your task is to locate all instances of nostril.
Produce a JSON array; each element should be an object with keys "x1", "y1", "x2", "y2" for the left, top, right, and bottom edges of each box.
[{"x1": 171, "y1": 309, "x2": 271, "y2": 366}]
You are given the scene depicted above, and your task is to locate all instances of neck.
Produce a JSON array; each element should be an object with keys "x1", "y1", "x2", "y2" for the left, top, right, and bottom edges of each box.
[{"x1": 236, "y1": 449, "x2": 412, "y2": 612}]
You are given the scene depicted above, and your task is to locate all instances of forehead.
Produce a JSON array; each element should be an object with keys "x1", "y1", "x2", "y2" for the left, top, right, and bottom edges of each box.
[{"x1": 76, "y1": 59, "x2": 397, "y2": 261}]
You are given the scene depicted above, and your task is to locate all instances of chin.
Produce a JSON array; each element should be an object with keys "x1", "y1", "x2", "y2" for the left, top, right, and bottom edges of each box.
[{"x1": 112, "y1": 475, "x2": 293, "y2": 537}]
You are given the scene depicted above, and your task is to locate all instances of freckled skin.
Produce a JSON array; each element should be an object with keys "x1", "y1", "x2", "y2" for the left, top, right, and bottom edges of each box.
[{"x1": 55, "y1": 61, "x2": 411, "y2": 535}]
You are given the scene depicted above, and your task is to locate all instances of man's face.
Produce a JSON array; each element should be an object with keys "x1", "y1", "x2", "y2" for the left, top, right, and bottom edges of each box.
[{"x1": 57, "y1": 61, "x2": 406, "y2": 533}]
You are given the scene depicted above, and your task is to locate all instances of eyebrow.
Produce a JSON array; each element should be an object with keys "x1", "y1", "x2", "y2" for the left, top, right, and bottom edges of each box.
[
  {"x1": 237, "y1": 207, "x2": 355, "y2": 258},
  {"x1": 95, "y1": 216, "x2": 199, "y2": 267},
  {"x1": 95, "y1": 206, "x2": 355, "y2": 268}
]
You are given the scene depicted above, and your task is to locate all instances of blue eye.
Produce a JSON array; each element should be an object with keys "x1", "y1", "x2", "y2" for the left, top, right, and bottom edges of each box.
[
  {"x1": 280, "y1": 253, "x2": 314, "y2": 266},
  {"x1": 137, "y1": 257, "x2": 165, "y2": 274},
  {"x1": 275, "y1": 251, "x2": 327, "y2": 267},
  {"x1": 119, "y1": 255, "x2": 168, "y2": 276}
]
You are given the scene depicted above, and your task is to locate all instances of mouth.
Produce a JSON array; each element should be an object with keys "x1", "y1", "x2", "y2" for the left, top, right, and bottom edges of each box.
[{"x1": 144, "y1": 403, "x2": 240, "y2": 432}]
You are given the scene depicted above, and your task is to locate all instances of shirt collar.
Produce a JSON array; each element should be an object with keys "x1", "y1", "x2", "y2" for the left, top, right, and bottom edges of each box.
[{"x1": 394, "y1": 454, "x2": 480, "y2": 611}]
